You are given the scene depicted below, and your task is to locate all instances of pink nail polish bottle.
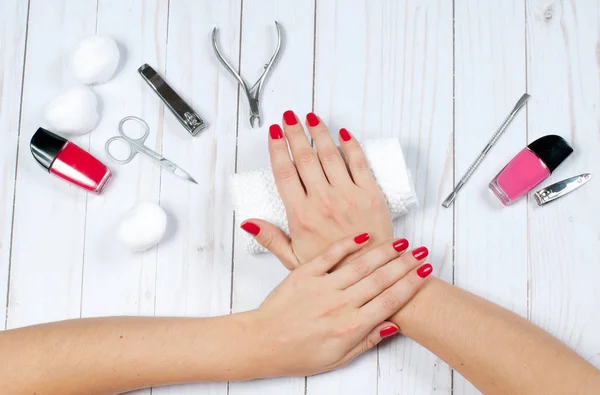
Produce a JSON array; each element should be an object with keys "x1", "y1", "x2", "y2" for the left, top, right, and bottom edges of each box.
[{"x1": 489, "y1": 135, "x2": 573, "y2": 205}]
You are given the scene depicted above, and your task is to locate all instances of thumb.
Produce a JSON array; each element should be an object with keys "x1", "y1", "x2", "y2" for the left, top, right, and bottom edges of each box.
[
  {"x1": 334, "y1": 322, "x2": 400, "y2": 368},
  {"x1": 240, "y1": 219, "x2": 299, "y2": 270}
]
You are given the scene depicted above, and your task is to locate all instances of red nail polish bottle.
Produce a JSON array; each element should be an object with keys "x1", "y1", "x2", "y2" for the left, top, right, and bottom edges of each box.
[{"x1": 30, "y1": 128, "x2": 112, "y2": 194}]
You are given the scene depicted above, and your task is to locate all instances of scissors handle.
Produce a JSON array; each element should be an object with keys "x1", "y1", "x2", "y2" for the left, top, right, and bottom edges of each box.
[
  {"x1": 105, "y1": 116, "x2": 164, "y2": 164},
  {"x1": 105, "y1": 136, "x2": 137, "y2": 164}
]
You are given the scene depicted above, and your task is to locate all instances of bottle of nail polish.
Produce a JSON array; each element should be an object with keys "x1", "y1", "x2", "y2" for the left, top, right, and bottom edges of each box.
[
  {"x1": 30, "y1": 128, "x2": 112, "y2": 194},
  {"x1": 489, "y1": 135, "x2": 573, "y2": 206}
]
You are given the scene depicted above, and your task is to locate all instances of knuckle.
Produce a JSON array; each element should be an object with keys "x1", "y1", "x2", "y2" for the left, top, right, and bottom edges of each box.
[
  {"x1": 296, "y1": 149, "x2": 317, "y2": 165},
  {"x1": 275, "y1": 165, "x2": 297, "y2": 181},
  {"x1": 322, "y1": 245, "x2": 342, "y2": 264},
  {"x1": 319, "y1": 199, "x2": 336, "y2": 219},
  {"x1": 349, "y1": 158, "x2": 370, "y2": 173},
  {"x1": 381, "y1": 295, "x2": 400, "y2": 311},
  {"x1": 260, "y1": 232, "x2": 274, "y2": 250},
  {"x1": 370, "y1": 270, "x2": 390, "y2": 289},
  {"x1": 319, "y1": 148, "x2": 340, "y2": 164},
  {"x1": 351, "y1": 261, "x2": 371, "y2": 278},
  {"x1": 362, "y1": 336, "x2": 378, "y2": 353},
  {"x1": 292, "y1": 210, "x2": 315, "y2": 232}
]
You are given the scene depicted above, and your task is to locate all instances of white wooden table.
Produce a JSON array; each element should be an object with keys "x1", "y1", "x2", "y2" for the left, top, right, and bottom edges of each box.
[{"x1": 1, "y1": 1, "x2": 599, "y2": 394}]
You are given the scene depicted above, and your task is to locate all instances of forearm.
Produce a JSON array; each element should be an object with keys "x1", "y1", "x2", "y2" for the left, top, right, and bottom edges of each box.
[
  {"x1": 391, "y1": 278, "x2": 600, "y2": 394},
  {"x1": 0, "y1": 313, "x2": 263, "y2": 395}
]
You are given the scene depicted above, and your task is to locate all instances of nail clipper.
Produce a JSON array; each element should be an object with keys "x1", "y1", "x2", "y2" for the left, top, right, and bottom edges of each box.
[{"x1": 138, "y1": 64, "x2": 207, "y2": 137}]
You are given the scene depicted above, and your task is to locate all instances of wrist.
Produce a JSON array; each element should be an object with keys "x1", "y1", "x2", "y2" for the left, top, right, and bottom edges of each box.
[{"x1": 225, "y1": 310, "x2": 288, "y2": 380}]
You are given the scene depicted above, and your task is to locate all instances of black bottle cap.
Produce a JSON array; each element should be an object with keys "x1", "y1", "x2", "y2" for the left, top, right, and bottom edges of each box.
[
  {"x1": 527, "y1": 135, "x2": 573, "y2": 173},
  {"x1": 30, "y1": 128, "x2": 68, "y2": 171}
]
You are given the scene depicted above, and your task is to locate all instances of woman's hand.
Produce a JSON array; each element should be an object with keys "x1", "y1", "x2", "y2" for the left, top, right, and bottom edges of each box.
[
  {"x1": 240, "y1": 110, "x2": 394, "y2": 269},
  {"x1": 250, "y1": 232, "x2": 432, "y2": 377}
]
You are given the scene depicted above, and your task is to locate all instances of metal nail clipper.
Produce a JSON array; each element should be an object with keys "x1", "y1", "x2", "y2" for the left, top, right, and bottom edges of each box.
[
  {"x1": 212, "y1": 21, "x2": 282, "y2": 128},
  {"x1": 533, "y1": 173, "x2": 592, "y2": 206},
  {"x1": 138, "y1": 64, "x2": 207, "y2": 137}
]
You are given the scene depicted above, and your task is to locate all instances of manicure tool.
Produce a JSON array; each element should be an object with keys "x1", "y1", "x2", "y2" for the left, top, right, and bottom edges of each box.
[
  {"x1": 442, "y1": 93, "x2": 530, "y2": 208},
  {"x1": 138, "y1": 64, "x2": 207, "y2": 137},
  {"x1": 533, "y1": 173, "x2": 592, "y2": 206},
  {"x1": 212, "y1": 21, "x2": 282, "y2": 128},
  {"x1": 105, "y1": 116, "x2": 197, "y2": 184}
]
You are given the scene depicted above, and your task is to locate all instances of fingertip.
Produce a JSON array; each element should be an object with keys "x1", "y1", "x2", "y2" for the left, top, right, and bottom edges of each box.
[
  {"x1": 269, "y1": 124, "x2": 283, "y2": 140},
  {"x1": 379, "y1": 324, "x2": 399, "y2": 339},
  {"x1": 412, "y1": 246, "x2": 429, "y2": 261},
  {"x1": 283, "y1": 110, "x2": 298, "y2": 126},
  {"x1": 416, "y1": 263, "x2": 433, "y2": 279},
  {"x1": 240, "y1": 221, "x2": 260, "y2": 236},
  {"x1": 354, "y1": 232, "x2": 370, "y2": 244},
  {"x1": 306, "y1": 112, "x2": 320, "y2": 127},
  {"x1": 392, "y1": 238, "x2": 409, "y2": 253},
  {"x1": 339, "y1": 128, "x2": 352, "y2": 142}
]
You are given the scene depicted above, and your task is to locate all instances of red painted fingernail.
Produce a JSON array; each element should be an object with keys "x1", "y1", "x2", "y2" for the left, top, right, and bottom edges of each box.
[
  {"x1": 412, "y1": 246, "x2": 429, "y2": 260},
  {"x1": 339, "y1": 128, "x2": 352, "y2": 142},
  {"x1": 379, "y1": 326, "x2": 399, "y2": 338},
  {"x1": 306, "y1": 112, "x2": 320, "y2": 127},
  {"x1": 269, "y1": 124, "x2": 283, "y2": 139},
  {"x1": 283, "y1": 110, "x2": 297, "y2": 125},
  {"x1": 240, "y1": 221, "x2": 260, "y2": 236},
  {"x1": 354, "y1": 233, "x2": 370, "y2": 244},
  {"x1": 417, "y1": 263, "x2": 433, "y2": 278},
  {"x1": 393, "y1": 238, "x2": 409, "y2": 252}
]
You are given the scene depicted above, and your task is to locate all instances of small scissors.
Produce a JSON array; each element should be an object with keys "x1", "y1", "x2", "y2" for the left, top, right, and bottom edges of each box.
[
  {"x1": 212, "y1": 21, "x2": 282, "y2": 128},
  {"x1": 105, "y1": 116, "x2": 197, "y2": 184}
]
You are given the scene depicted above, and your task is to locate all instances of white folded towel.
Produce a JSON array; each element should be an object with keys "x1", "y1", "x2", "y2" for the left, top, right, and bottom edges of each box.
[{"x1": 230, "y1": 138, "x2": 418, "y2": 254}]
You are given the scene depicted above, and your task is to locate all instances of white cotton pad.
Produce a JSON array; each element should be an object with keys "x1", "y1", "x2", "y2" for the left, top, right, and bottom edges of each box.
[
  {"x1": 117, "y1": 201, "x2": 168, "y2": 252},
  {"x1": 230, "y1": 138, "x2": 418, "y2": 254},
  {"x1": 71, "y1": 35, "x2": 120, "y2": 85},
  {"x1": 44, "y1": 86, "x2": 100, "y2": 135}
]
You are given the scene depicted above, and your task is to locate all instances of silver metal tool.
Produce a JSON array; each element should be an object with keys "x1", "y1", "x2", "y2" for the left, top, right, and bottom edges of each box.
[
  {"x1": 442, "y1": 93, "x2": 530, "y2": 208},
  {"x1": 105, "y1": 116, "x2": 198, "y2": 184},
  {"x1": 533, "y1": 173, "x2": 591, "y2": 206},
  {"x1": 138, "y1": 64, "x2": 207, "y2": 137},
  {"x1": 212, "y1": 21, "x2": 282, "y2": 128}
]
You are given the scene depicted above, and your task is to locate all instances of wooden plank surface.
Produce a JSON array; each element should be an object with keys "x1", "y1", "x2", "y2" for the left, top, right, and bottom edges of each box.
[
  {"x1": 453, "y1": 1, "x2": 528, "y2": 394},
  {"x1": 526, "y1": 0, "x2": 600, "y2": 367},
  {"x1": 152, "y1": 1, "x2": 240, "y2": 395},
  {"x1": 229, "y1": 1, "x2": 314, "y2": 394},
  {"x1": 1, "y1": 0, "x2": 599, "y2": 394},
  {"x1": 6, "y1": 0, "x2": 98, "y2": 329},
  {"x1": 0, "y1": 0, "x2": 29, "y2": 330},
  {"x1": 312, "y1": 1, "x2": 453, "y2": 394}
]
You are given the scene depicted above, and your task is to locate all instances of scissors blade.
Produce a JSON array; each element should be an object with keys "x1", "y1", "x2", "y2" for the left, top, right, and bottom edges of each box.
[
  {"x1": 157, "y1": 158, "x2": 198, "y2": 184},
  {"x1": 173, "y1": 167, "x2": 198, "y2": 184}
]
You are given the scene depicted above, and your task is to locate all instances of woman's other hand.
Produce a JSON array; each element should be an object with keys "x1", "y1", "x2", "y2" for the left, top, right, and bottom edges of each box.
[
  {"x1": 250, "y1": 233, "x2": 432, "y2": 377},
  {"x1": 241, "y1": 111, "x2": 393, "y2": 269}
]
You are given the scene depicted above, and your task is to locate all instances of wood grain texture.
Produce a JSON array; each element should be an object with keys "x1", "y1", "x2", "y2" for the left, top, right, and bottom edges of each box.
[
  {"x1": 152, "y1": 0, "x2": 241, "y2": 394},
  {"x1": 453, "y1": 1, "x2": 528, "y2": 394},
  {"x1": 81, "y1": 2, "x2": 169, "y2": 394},
  {"x1": 0, "y1": 0, "x2": 29, "y2": 330},
  {"x1": 526, "y1": 0, "x2": 600, "y2": 368},
  {"x1": 315, "y1": 1, "x2": 456, "y2": 394},
  {"x1": 229, "y1": 1, "x2": 314, "y2": 394},
  {"x1": 6, "y1": 0, "x2": 98, "y2": 329},
  {"x1": 2, "y1": 0, "x2": 600, "y2": 393}
]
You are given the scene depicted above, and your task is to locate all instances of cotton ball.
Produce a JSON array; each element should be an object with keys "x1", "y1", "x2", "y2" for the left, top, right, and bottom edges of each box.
[
  {"x1": 72, "y1": 35, "x2": 120, "y2": 84},
  {"x1": 117, "y1": 202, "x2": 168, "y2": 252},
  {"x1": 44, "y1": 86, "x2": 100, "y2": 135}
]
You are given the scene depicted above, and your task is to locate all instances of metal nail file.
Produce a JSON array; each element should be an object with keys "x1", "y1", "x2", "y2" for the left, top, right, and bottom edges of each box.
[
  {"x1": 533, "y1": 173, "x2": 592, "y2": 206},
  {"x1": 138, "y1": 64, "x2": 207, "y2": 137},
  {"x1": 442, "y1": 93, "x2": 530, "y2": 208}
]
